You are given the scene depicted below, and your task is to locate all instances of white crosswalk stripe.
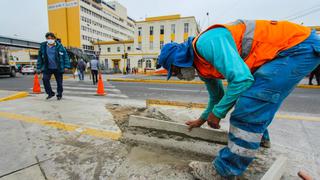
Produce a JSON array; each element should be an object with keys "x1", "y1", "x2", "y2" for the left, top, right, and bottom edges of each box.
[
  {"x1": 40, "y1": 85, "x2": 121, "y2": 93},
  {"x1": 32, "y1": 81, "x2": 128, "y2": 98}
]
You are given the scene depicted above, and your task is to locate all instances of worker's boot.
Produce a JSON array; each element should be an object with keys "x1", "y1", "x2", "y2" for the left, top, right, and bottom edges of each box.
[
  {"x1": 189, "y1": 161, "x2": 237, "y2": 180},
  {"x1": 260, "y1": 139, "x2": 271, "y2": 148}
]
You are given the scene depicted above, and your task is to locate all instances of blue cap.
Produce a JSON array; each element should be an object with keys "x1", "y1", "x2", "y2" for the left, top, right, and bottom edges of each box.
[{"x1": 158, "y1": 37, "x2": 194, "y2": 80}]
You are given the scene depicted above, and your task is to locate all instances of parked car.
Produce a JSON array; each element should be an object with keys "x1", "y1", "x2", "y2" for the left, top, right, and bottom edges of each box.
[{"x1": 21, "y1": 65, "x2": 35, "y2": 75}]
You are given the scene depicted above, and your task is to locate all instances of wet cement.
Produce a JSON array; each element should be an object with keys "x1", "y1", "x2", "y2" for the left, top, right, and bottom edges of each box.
[{"x1": 107, "y1": 104, "x2": 276, "y2": 180}]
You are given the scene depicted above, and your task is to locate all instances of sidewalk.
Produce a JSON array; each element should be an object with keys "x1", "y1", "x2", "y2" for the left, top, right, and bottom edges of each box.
[
  {"x1": 0, "y1": 90, "x2": 319, "y2": 179},
  {"x1": 0, "y1": 92, "x2": 124, "y2": 179}
]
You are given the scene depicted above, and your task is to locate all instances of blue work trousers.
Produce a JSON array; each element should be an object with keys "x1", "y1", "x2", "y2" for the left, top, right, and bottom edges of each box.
[{"x1": 214, "y1": 31, "x2": 320, "y2": 177}]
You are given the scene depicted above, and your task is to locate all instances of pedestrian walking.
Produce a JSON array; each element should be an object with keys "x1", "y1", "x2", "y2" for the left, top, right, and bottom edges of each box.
[
  {"x1": 86, "y1": 61, "x2": 91, "y2": 80},
  {"x1": 36, "y1": 32, "x2": 71, "y2": 100},
  {"x1": 126, "y1": 65, "x2": 130, "y2": 74},
  {"x1": 158, "y1": 20, "x2": 320, "y2": 179},
  {"x1": 90, "y1": 55, "x2": 100, "y2": 85},
  {"x1": 77, "y1": 58, "x2": 86, "y2": 81},
  {"x1": 308, "y1": 64, "x2": 320, "y2": 85}
]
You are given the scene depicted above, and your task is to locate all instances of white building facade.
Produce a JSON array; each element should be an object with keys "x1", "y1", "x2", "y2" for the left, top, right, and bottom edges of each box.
[
  {"x1": 95, "y1": 14, "x2": 200, "y2": 73},
  {"x1": 79, "y1": 0, "x2": 135, "y2": 54}
]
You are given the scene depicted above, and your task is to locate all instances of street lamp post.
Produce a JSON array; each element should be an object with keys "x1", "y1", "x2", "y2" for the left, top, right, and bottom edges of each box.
[
  {"x1": 97, "y1": 38, "x2": 101, "y2": 60},
  {"x1": 113, "y1": 38, "x2": 126, "y2": 74},
  {"x1": 136, "y1": 47, "x2": 144, "y2": 73}
]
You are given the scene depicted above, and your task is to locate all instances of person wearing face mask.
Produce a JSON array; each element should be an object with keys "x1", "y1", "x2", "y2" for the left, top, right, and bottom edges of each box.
[
  {"x1": 158, "y1": 20, "x2": 320, "y2": 179},
  {"x1": 37, "y1": 32, "x2": 71, "y2": 100}
]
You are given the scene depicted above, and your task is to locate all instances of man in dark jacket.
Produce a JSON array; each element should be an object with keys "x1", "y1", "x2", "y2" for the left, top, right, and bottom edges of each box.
[
  {"x1": 77, "y1": 58, "x2": 86, "y2": 81},
  {"x1": 37, "y1": 32, "x2": 71, "y2": 100}
]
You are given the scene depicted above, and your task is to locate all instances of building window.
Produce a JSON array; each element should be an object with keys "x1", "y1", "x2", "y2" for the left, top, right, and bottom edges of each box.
[
  {"x1": 171, "y1": 24, "x2": 175, "y2": 34},
  {"x1": 160, "y1": 25, "x2": 164, "y2": 35},
  {"x1": 117, "y1": 47, "x2": 120, "y2": 52},
  {"x1": 160, "y1": 41, "x2": 164, "y2": 49},
  {"x1": 107, "y1": 47, "x2": 111, "y2": 52},
  {"x1": 138, "y1": 27, "x2": 142, "y2": 36},
  {"x1": 150, "y1": 26, "x2": 154, "y2": 35},
  {"x1": 146, "y1": 60, "x2": 151, "y2": 68},
  {"x1": 138, "y1": 59, "x2": 143, "y2": 68},
  {"x1": 149, "y1": 42, "x2": 153, "y2": 50},
  {"x1": 127, "y1": 46, "x2": 131, "y2": 51},
  {"x1": 184, "y1": 23, "x2": 189, "y2": 33}
]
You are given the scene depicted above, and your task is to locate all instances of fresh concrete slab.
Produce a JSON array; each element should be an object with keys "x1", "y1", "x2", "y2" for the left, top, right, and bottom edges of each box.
[
  {"x1": 261, "y1": 156, "x2": 287, "y2": 180},
  {"x1": 0, "y1": 111, "x2": 129, "y2": 180},
  {"x1": 112, "y1": 146, "x2": 195, "y2": 179},
  {"x1": 0, "y1": 165, "x2": 45, "y2": 180},
  {"x1": 123, "y1": 133, "x2": 222, "y2": 157},
  {"x1": 129, "y1": 115, "x2": 228, "y2": 144},
  {"x1": 0, "y1": 94, "x2": 120, "y2": 133},
  {"x1": 0, "y1": 118, "x2": 37, "y2": 177}
]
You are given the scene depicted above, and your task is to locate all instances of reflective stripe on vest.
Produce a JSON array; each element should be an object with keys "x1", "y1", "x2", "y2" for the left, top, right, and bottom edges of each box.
[
  {"x1": 228, "y1": 19, "x2": 256, "y2": 59},
  {"x1": 241, "y1": 20, "x2": 256, "y2": 59}
]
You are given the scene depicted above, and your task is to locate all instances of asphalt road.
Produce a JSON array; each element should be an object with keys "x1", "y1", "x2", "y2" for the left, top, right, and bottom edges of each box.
[{"x1": 1, "y1": 74, "x2": 319, "y2": 115}]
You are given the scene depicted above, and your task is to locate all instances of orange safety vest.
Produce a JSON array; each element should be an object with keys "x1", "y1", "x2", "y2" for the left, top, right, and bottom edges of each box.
[{"x1": 192, "y1": 20, "x2": 311, "y2": 79}]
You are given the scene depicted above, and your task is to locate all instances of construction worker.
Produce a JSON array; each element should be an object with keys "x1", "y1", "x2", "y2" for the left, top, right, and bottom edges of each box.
[{"x1": 158, "y1": 20, "x2": 320, "y2": 179}]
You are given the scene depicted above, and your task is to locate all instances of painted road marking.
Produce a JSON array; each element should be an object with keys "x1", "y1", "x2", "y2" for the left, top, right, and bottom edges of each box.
[
  {"x1": 46, "y1": 82, "x2": 116, "y2": 88},
  {"x1": 108, "y1": 78, "x2": 320, "y2": 89},
  {"x1": 61, "y1": 90, "x2": 128, "y2": 98},
  {"x1": 0, "y1": 111, "x2": 122, "y2": 140},
  {"x1": 63, "y1": 90, "x2": 128, "y2": 98},
  {"x1": 0, "y1": 91, "x2": 29, "y2": 102},
  {"x1": 275, "y1": 114, "x2": 320, "y2": 122},
  {"x1": 148, "y1": 87, "x2": 207, "y2": 93},
  {"x1": 39, "y1": 85, "x2": 121, "y2": 92}
]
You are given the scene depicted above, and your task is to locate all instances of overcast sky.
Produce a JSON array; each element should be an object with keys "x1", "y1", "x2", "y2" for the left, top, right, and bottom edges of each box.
[{"x1": 0, "y1": 0, "x2": 319, "y2": 42}]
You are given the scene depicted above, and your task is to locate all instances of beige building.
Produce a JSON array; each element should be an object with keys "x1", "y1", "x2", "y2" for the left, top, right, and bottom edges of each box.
[
  {"x1": 47, "y1": 0, "x2": 135, "y2": 54},
  {"x1": 309, "y1": 26, "x2": 320, "y2": 34},
  {"x1": 95, "y1": 14, "x2": 200, "y2": 73},
  {"x1": 8, "y1": 48, "x2": 38, "y2": 65}
]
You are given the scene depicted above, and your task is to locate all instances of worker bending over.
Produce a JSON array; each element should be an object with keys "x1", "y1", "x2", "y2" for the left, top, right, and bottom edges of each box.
[{"x1": 158, "y1": 20, "x2": 320, "y2": 179}]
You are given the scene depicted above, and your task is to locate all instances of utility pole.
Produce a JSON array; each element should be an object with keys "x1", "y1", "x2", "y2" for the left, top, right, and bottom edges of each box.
[{"x1": 113, "y1": 38, "x2": 126, "y2": 74}]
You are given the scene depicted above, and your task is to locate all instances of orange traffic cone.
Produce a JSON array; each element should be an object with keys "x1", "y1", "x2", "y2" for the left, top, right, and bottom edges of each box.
[
  {"x1": 33, "y1": 73, "x2": 42, "y2": 94},
  {"x1": 96, "y1": 73, "x2": 106, "y2": 96}
]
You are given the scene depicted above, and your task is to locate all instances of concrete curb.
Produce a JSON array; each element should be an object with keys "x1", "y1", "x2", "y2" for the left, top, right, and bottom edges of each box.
[
  {"x1": 107, "y1": 78, "x2": 320, "y2": 89},
  {"x1": 146, "y1": 99, "x2": 206, "y2": 109},
  {"x1": 146, "y1": 99, "x2": 320, "y2": 122},
  {"x1": 129, "y1": 115, "x2": 228, "y2": 144},
  {"x1": 261, "y1": 156, "x2": 287, "y2": 180},
  {"x1": 107, "y1": 78, "x2": 205, "y2": 85},
  {"x1": 123, "y1": 133, "x2": 221, "y2": 157},
  {"x1": 0, "y1": 91, "x2": 29, "y2": 102}
]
